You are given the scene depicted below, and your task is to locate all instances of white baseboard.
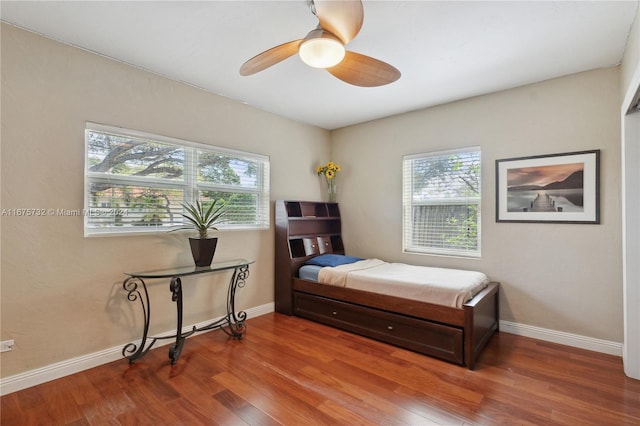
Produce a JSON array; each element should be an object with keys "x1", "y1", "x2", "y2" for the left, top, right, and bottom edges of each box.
[
  {"x1": 0, "y1": 303, "x2": 275, "y2": 396},
  {"x1": 499, "y1": 320, "x2": 623, "y2": 356}
]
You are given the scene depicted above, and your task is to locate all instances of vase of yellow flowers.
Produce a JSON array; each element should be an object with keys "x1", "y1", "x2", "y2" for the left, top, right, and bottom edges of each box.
[{"x1": 316, "y1": 161, "x2": 341, "y2": 202}]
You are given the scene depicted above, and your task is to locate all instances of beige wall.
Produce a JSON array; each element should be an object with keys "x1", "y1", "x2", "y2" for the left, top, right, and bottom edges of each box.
[
  {"x1": 331, "y1": 67, "x2": 623, "y2": 342},
  {"x1": 0, "y1": 24, "x2": 331, "y2": 377}
]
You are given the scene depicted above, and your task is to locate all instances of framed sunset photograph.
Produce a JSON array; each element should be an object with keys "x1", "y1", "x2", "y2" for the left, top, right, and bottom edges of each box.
[{"x1": 495, "y1": 150, "x2": 600, "y2": 223}]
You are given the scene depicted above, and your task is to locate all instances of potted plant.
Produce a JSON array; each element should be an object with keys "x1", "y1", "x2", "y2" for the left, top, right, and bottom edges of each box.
[{"x1": 174, "y1": 199, "x2": 227, "y2": 267}]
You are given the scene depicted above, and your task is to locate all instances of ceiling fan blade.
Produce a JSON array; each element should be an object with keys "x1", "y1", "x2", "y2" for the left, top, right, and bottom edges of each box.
[
  {"x1": 239, "y1": 39, "x2": 303, "y2": 76},
  {"x1": 326, "y1": 51, "x2": 401, "y2": 87},
  {"x1": 313, "y1": 0, "x2": 364, "y2": 44}
]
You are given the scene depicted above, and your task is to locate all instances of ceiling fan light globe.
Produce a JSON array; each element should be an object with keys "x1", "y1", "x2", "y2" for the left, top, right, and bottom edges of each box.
[{"x1": 299, "y1": 37, "x2": 345, "y2": 68}]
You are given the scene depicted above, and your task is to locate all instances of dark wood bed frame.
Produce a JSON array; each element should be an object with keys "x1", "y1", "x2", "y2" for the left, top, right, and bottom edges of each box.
[{"x1": 275, "y1": 200, "x2": 499, "y2": 369}]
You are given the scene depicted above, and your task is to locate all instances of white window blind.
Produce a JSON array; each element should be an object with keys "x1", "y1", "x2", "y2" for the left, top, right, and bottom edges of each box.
[
  {"x1": 84, "y1": 123, "x2": 270, "y2": 236},
  {"x1": 402, "y1": 147, "x2": 481, "y2": 257}
]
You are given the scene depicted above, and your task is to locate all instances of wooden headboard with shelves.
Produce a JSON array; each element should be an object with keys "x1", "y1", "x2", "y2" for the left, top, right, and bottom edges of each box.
[{"x1": 275, "y1": 200, "x2": 344, "y2": 314}]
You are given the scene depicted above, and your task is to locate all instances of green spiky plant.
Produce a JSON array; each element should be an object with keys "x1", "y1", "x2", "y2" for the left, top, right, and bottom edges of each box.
[{"x1": 175, "y1": 199, "x2": 227, "y2": 238}]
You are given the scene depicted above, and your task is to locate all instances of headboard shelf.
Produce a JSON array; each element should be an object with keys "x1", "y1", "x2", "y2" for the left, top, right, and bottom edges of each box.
[
  {"x1": 275, "y1": 200, "x2": 343, "y2": 314},
  {"x1": 288, "y1": 220, "x2": 341, "y2": 236},
  {"x1": 285, "y1": 201, "x2": 339, "y2": 218}
]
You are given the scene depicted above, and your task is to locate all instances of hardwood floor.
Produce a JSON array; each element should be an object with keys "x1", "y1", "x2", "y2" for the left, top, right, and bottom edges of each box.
[{"x1": 2, "y1": 313, "x2": 639, "y2": 425}]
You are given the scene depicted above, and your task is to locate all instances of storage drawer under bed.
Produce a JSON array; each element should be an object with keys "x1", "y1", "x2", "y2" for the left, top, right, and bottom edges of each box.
[{"x1": 293, "y1": 292, "x2": 464, "y2": 364}]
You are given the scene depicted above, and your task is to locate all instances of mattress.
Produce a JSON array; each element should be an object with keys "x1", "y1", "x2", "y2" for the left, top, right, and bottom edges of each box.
[{"x1": 303, "y1": 258, "x2": 489, "y2": 308}]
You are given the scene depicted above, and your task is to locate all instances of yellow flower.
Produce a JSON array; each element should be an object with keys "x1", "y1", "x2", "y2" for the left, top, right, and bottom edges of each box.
[{"x1": 316, "y1": 161, "x2": 342, "y2": 178}]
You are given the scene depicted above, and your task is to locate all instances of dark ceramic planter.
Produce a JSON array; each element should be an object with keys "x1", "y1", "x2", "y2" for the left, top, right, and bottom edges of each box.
[{"x1": 189, "y1": 237, "x2": 218, "y2": 267}]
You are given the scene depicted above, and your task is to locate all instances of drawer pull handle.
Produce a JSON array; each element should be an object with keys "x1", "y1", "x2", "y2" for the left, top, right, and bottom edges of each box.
[
  {"x1": 332, "y1": 311, "x2": 338, "y2": 316},
  {"x1": 387, "y1": 326, "x2": 394, "y2": 331}
]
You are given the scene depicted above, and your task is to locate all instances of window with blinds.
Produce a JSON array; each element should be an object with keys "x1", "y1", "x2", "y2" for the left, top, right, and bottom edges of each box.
[
  {"x1": 84, "y1": 123, "x2": 270, "y2": 236},
  {"x1": 402, "y1": 147, "x2": 481, "y2": 257}
]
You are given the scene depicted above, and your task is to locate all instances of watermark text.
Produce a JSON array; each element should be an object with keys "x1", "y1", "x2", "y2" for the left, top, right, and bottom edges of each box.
[{"x1": 1, "y1": 208, "x2": 129, "y2": 217}]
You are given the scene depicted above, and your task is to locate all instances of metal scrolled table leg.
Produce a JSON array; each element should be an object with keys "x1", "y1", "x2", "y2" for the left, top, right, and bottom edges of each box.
[
  {"x1": 168, "y1": 276, "x2": 185, "y2": 364},
  {"x1": 224, "y1": 265, "x2": 249, "y2": 338},
  {"x1": 121, "y1": 276, "x2": 154, "y2": 362}
]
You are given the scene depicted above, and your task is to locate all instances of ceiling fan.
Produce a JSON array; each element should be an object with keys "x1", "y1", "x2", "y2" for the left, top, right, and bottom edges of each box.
[{"x1": 239, "y1": 0, "x2": 400, "y2": 87}]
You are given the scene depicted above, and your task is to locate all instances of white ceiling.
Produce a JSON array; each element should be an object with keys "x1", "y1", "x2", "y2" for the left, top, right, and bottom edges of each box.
[{"x1": 1, "y1": 1, "x2": 637, "y2": 130}]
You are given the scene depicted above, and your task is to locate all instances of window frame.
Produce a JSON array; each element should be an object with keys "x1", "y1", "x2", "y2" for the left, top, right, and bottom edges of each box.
[
  {"x1": 84, "y1": 122, "x2": 270, "y2": 237},
  {"x1": 402, "y1": 146, "x2": 482, "y2": 258}
]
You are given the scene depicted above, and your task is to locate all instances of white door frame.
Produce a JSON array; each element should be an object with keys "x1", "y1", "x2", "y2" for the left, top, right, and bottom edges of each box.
[{"x1": 622, "y1": 64, "x2": 640, "y2": 380}]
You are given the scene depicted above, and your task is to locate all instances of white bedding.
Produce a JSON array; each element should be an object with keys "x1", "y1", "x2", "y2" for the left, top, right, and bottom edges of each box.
[{"x1": 317, "y1": 258, "x2": 489, "y2": 308}]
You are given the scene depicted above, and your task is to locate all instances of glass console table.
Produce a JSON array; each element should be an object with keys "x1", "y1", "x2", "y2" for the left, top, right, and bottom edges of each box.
[{"x1": 121, "y1": 259, "x2": 253, "y2": 365}]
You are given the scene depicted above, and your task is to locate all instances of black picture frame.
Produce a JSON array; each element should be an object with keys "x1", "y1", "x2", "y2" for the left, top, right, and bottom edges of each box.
[{"x1": 495, "y1": 150, "x2": 600, "y2": 224}]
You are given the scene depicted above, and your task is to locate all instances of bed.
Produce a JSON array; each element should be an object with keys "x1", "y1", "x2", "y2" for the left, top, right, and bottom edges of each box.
[{"x1": 274, "y1": 200, "x2": 499, "y2": 369}]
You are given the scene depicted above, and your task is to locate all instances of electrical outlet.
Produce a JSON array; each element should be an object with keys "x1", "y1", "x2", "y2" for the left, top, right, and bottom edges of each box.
[{"x1": 0, "y1": 340, "x2": 15, "y2": 353}]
